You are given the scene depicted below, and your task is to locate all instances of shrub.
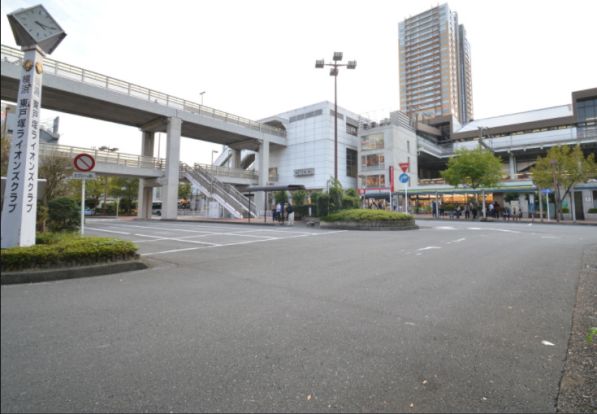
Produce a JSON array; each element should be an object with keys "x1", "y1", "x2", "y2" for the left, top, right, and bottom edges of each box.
[
  {"x1": 291, "y1": 189, "x2": 308, "y2": 207},
  {"x1": 48, "y1": 197, "x2": 80, "y2": 232},
  {"x1": 321, "y1": 209, "x2": 412, "y2": 222},
  {"x1": 1, "y1": 233, "x2": 138, "y2": 272},
  {"x1": 317, "y1": 193, "x2": 330, "y2": 217},
  {"x1": 588, "y1": 208, "x2": 597, "y2": 214}
]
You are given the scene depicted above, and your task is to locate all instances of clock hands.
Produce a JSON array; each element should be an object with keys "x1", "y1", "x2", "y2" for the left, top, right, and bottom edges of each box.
[{"x1": 35, "y1": 20, "x2": 57, "y2": 31}]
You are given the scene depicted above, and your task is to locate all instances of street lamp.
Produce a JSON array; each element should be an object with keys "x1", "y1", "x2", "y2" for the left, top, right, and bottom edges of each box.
[
  {"x1": 200, "y1": 91, "x2": 206, "y2": 106},
  {"x1": 315, "y1": 52, "x2": 357, "y2": 181}
]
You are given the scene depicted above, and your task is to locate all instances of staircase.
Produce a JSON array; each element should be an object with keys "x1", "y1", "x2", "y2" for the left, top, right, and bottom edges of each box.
[{"x1": 180, "y1": 163, "x2": 257, "y2": 219}]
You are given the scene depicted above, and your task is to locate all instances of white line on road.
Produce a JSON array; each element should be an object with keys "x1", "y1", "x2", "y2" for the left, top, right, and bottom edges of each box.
[
  {"x1": 417, "y1": 246, "x2": 442, "y2": 251},
  {"x1": 87, "y1": 228, "x2": 130, "y2": 235}
]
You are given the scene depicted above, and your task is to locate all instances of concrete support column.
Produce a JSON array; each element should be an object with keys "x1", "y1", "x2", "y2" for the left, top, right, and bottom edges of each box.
[
  {"x1": 231, "y1": 149, "x2": 242, "y2": 169},
  {"x1": 508, "y1": 153, "x2": 516, "y2": 179},
  {"x1": 137, "y1": 131, "x2": 155, "y2": 219},
  {"x1": 161, "y1": 117, "x2": 182, "y2": 219},
  {"x1": 256, "y1": 139, "x2": 270, "y2": 213}
]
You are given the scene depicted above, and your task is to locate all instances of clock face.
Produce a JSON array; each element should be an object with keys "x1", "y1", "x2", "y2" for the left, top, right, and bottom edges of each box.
[{"x1": 13, "y1": 5, "x2": 63, "y2": 43}]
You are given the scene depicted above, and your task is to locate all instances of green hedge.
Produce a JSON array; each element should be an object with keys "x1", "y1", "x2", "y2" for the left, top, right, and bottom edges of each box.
[
  {"x1": 588, "y1": 208, "x2": 597, "y2": 214},
  {"x1": 1, "y1": 233, "x2": 138, "y2": 272},
  {"x1": 321, "y1": 209, "x2": 413, "y2": 222}
]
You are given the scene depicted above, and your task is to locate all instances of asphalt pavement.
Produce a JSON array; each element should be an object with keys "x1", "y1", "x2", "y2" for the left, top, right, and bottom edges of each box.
[{"x1": 2, "y1": 219, "x2": 596, "y2": 413}]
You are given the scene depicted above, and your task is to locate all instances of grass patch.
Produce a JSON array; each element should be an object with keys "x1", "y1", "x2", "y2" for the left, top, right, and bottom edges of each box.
[
  {"x1": 1, "y1": 232, "x2": 138, "y2": 272},
  {"x1": 321, "y1": 209, "x2": 413, "y2": 222}
]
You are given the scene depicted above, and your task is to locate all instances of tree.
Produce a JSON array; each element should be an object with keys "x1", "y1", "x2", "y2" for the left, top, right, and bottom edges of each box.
[
  {"x1": 441, "y1": 147, "x2": 503, "y2": 189},
  {"x1": 0, "y1": 136, "x2": 10, "y2": 177},
  {"x1": 291, "y1": 189, "x2": 308, "y2": 206},
  {"x1": 441, "y1": 147, "x2": 503, "y2": 218},
  {"x1": 178, "y1": 181, "x2": 192, "y2": 201},
  {"x1": 531, "y1": 145, "x2": 597, "y2": 222},
  {"x1": 38, "y1": 150, "x2": 72, "y2": 205},
  {"x1": 327, "y1": 177, "x2": 343, "y2": 213},
  {"x1": 112, "y1": 177, "x2": 139, "y2": 215},
  {"x1": 274, "y1": 190, "x2": 288, "y2": 204}
]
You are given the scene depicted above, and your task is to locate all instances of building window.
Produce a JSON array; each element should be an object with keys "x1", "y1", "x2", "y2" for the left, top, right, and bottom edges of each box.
[
  {"x1": 361, "y1": 133, "x2": 384, "y2": 150},
  {"x1": 346, "y1": 148, "x2": 358, "y2": 178},
  {"x1": 289, "y1": 109, "x2": 323, "y2": 123},
  {"x1": 346, "y1": 123, "x2": 358, "y2": 136},
  {"x1": 268, "y1": 167, "x2": 278, "y2": 182},
  {"x1": 361, "y1": 175, "x2": 386, "y2": 188},
  {"x1": 361, "y1": 154, "x2": 385, "y2": 170}
]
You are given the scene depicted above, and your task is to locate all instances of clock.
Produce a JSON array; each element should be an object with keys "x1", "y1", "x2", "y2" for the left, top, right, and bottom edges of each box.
[{"x1": 7, "y1": 4, "x2": 66, "y2": 54}]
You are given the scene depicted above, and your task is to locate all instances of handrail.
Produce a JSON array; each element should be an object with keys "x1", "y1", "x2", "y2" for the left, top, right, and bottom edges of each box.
[
  {"x1": 39, "y1": 143, "x2": 160, "y2": 169},
  {"x1": 2, "y1": 44, "x2": 286, "y2": 138}
]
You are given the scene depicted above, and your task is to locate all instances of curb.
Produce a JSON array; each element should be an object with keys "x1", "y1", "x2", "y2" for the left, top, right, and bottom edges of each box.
[{"x1": 1, "y1": 260, "x2": 149, "y2": 285}]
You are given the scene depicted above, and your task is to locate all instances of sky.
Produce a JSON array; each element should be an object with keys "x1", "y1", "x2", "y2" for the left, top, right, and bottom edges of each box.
[{"x1": 2, "y1": 0, "x2": 596, "y2": 165}]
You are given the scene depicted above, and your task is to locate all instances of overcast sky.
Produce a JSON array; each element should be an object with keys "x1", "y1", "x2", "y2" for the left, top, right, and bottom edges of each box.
[{"x1": 2, "y1": 0, "x2": 596, "y2": 164}]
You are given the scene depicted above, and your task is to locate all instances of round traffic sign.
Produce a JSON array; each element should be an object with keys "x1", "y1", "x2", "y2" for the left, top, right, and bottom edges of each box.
[
  {"x1": 73, "y1": 153, "x2": 96, "y2": 172},
  {"x1": 399, "y1": 173, "x2": 409, "y2": 183}
]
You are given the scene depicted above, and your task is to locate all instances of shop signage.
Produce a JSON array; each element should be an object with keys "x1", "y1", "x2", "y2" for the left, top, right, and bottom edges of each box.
[{"x1": 294, "y1": 168, "x2": 314, "y2": 177}]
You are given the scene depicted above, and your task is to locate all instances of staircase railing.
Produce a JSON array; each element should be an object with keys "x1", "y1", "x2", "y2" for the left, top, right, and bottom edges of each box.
[{"x1": 180, "y1": 163, "x2": 256, "y2": 218}]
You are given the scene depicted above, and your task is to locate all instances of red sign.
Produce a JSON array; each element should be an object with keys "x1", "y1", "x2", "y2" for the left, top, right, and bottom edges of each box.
[
  {"x1": 389, "y1": 166, "x2": 395, "y2": 193},
  {"x1": 399, "y1": 162, "x2": 409, "y2": 173},
  {"x1": 73, "y1": 153, "x2": 96, "y2": 172}
]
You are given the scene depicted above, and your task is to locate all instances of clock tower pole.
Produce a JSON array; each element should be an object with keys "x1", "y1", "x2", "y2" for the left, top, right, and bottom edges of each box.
[{"x1": 1, "y1": 5, "x2": 66, "y2": 248}]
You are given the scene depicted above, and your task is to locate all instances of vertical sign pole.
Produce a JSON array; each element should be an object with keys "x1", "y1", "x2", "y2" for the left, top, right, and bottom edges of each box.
[
  {"x1": 81, "y1": 178, "x2": 86, "y2": 235},
  {"x1": 1, "y1": 47, "x2": 44, "y2": 247},
  {"x1": 546, "y1": 192, "x2": 551, "y2": 222},
  {"x1": 404, "y1": 180, "x2": 408, "y2": 214}
]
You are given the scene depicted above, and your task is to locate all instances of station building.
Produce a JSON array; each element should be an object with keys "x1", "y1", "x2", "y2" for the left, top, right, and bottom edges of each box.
[{"x1": 219, "y1": 87, "x2": 597, "y2": 220}]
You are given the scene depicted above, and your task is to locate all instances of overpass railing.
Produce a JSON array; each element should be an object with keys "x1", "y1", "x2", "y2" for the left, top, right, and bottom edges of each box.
[
  {"x1": 2, "y1": 44, "x2": 286, "y2": 138},
  {"x1": 39, "y1": 143, "x2": 160, "y2": 169}
]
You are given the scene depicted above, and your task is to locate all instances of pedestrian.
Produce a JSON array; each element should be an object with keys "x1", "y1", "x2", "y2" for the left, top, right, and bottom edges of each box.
[
  {"x1": 287, "y1": 203, "x2": 294, "y2": 225},
  {"x1": 275, "y1": 202, "x2": 282, "y2": 223}
]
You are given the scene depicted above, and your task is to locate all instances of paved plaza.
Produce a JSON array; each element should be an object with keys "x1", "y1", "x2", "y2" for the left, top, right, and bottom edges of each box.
[{"x1": 2, "y1": 219, "x2": 596, "y2": 413}]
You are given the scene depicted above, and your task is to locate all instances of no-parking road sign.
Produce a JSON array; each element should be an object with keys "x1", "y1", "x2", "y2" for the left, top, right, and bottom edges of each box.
[{"x1": 73, "y1": 153, "x2": 96, "y2": 172}]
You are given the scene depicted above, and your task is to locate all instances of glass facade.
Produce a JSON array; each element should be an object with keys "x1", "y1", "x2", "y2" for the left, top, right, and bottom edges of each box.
[
  {"x1": 577, "y1": 98, "x2": 597, "y2": 122},
  {"x1": 361, "y1": 133, "x2": 384, "y2": 150}
]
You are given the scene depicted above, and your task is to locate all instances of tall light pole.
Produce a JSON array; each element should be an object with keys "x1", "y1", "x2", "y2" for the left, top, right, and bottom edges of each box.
[
  {"x1": 200, "y1": 91, "x2": 206, "y2": 106},
  {"x1": 315, "y1": 52, "x2": 356, "y2": 182}
]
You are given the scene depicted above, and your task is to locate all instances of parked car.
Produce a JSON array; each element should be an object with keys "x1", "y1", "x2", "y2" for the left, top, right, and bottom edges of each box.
[
  {"x1": 84, "y1": 208, "x2": 96, "y2": 216},
  {"x1": 152, "y1": 202, "x2": 162, "y2": 216}
]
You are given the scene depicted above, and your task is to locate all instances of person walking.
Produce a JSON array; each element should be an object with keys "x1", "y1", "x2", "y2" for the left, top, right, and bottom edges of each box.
[
  {"x1": 275, "y1": 202, "x2": 282, "y2": 223},
  {"x1": 287, "y1": 203, "x2": 294, "y2": 226}
]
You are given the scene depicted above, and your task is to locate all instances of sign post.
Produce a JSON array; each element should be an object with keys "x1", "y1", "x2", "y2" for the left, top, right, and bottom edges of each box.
[
  {"x1": 1, "y1": 5, "x2": 66, "y2": 248},
  {"x1": 72, "y1": 153, "x2": 96, "y2": 235},
  {"x1": 399, "y1": 173, "x2": 410, "y2": 213},
  {"x1": 398, "y1": 162, "x2": 410, "y2": 214}
]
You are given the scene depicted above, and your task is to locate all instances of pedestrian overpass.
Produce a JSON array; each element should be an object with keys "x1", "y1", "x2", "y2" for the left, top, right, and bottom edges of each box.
[
  {"x1": 1, "y1": 44, "x2": 283, "y2": 219},
  {"x1": 38, "y1": 142, "x2": 259, "y2": 219}
]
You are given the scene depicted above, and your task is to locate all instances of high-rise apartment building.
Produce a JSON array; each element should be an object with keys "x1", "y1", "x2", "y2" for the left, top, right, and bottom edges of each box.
[{"x1": 399, "y1": 3, "x2": 473, "y2": 125}]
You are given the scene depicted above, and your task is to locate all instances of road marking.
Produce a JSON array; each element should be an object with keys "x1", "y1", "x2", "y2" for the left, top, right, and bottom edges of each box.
[
  {"x1": 142, "y1": 246, "x2": 214, "y2": 256},
  {"x1": 417, "y1": 246, "x2": 442, "y2": 251},
  {"x1": 541, "y1": 340, "x2": 555, "y2": 346},
  {"x1": 467, "y1": 227, "x2": 520, "y2": 234},
  {"x1": 87, "y1": 228, "x2": 130, "y2": 235},
  {"x1": 435, "y1": 226, "x2": 456, "y2": 230}
]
